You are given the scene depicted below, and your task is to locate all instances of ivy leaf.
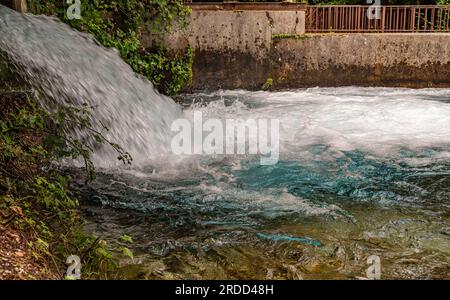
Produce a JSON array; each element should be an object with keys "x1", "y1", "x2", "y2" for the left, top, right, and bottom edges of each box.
[
  {"x1": 119, "y1": 247, "x2": 134, "y2": 260},
  {"x1": 119, "y1": 234, "x2": 133, "y2": 244}
]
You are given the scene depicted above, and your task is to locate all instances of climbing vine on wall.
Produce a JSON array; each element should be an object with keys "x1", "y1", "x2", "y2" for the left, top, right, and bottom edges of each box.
[{"x1": 27, "y1": 0, "x2": 193, "y2": 95}]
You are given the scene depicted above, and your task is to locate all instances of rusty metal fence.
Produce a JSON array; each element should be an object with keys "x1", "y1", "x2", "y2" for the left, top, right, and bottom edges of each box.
[{"x1": 306, "y1": 5, "x2": 450, "y2": 33}]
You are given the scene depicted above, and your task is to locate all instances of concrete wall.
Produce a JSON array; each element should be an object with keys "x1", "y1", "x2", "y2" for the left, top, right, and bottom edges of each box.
[
  {"x1": 269, "y1": 33, "x2": 450, "y2": 89},
  {"x1": 190, "y1": 32, "x2": 450, "y2": 91},
  {"x1": 143, "y1": 9, "x2": 305, "y2": 91},
  {"x1": 143, "y1": 10, "x2": 305, "y2": 59},
  {"x1": 152, "y1": 9, "x2": 450, "y2": 91}
]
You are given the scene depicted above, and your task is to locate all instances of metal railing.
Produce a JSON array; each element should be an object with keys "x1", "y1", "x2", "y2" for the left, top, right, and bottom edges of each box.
[{"x1": 306, "y1": 5, "x2": 450, "y2": 33}]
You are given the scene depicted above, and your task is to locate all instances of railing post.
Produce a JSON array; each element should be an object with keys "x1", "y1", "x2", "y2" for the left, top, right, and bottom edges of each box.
[
  {"x1": 437, "y1": 7, "x2": 441, "y2": 31},
  {"x1": 358, "y1": 6, "x2": 362, "y2": 33},
  {"x1": 316, "y1": 6, "x2": 319, "y2": 32},
  {"x1": 381, "y1": 6, "x2": 386, "y2": 33},
  {"x1": 431, "y1": 7, "x2": 435, "y2": 32}
]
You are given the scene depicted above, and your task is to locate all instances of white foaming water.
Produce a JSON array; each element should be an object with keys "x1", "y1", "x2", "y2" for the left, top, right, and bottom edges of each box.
[
  {"x1": 0, "y1": 6, "x2": 181, "y2": 167},
  {"x1": 182, "y1": 88, "x2": 450, "y2": 165}
]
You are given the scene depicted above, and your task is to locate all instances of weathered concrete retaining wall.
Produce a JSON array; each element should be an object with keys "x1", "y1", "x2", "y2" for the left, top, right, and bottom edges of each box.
[
  {"x1": 154, "y1": 9, "x2": 450, "y2": 91},
  {"x1": 143, "y1": 9, "x2": 306, "y2": 90},
  {"x1": 144, "y1": 10, "x2": 305, "y2": 60},
  {"x1": 269, "y1": 33, "x2": 450, "y2": 89},
  {"x1": 190, "y1": 32, "x2": 450, "y2": 90}
]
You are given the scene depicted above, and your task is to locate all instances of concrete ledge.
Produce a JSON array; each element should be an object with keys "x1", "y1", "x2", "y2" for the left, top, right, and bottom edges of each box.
[
  {"x1": 187, "y1": 2, "x2": 307, "y2": 11},
  {"x1": 144, "y1": 10, "x2": 306, "y2": 60}
]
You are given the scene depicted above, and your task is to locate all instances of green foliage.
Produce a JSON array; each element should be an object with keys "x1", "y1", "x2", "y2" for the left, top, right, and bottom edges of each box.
[
  {"x1": 0, "y1": 92, "x2": 123, "y2": 278},
  {"x1": 27, "y1": 0, "x2": 193, "y2": 95},
  {"x1": 120, "y1": 234, "x2": 133, "y2": 244},
  {"x1": 128, "y1": 46, "x2": 194, "y2": 96},
  {"x1": 261, "y1": 78, "x2": 273, "y2": 91},
  {"x1": 119, "y1": 247, "x2": 134, "y2": 260},
  {"x1": 45, "y1": 102, "x2": 132, "y2": 180}
]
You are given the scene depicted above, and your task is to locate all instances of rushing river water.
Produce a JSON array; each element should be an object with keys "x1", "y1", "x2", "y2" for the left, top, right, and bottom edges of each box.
[
  {"x1": 76, "y1": 88, "x2": 450, "y2": 280},
  {"x1": 1, "y1": 6, "x2": 449, "y2": 280}
]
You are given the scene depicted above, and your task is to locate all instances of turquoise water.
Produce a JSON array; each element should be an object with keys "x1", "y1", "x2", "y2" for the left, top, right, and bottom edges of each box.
[{"x1": 77, "y1": 88, "x2": 450, "y2": 279}]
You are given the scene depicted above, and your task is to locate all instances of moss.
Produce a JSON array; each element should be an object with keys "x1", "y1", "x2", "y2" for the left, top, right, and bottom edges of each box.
[
  {"x1": 272, "y1": 33, "x2": 345, "y2": 41},
  {"x1": 272, "y1": 33, "x2": 313, "y2": 40}
]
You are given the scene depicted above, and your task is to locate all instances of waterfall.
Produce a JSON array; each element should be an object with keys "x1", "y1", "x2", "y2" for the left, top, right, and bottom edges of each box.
[{"x1": 0, "y1": 5, "x2": 182, "y2": 168}]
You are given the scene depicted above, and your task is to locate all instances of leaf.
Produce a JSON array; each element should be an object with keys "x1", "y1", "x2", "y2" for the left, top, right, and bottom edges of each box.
[
  {"x1": 119, "y1": 247, "x2": 134, "y2": 260},
  {"x1": 119, "y1": 234, "x2": 133, "y2": 244}
]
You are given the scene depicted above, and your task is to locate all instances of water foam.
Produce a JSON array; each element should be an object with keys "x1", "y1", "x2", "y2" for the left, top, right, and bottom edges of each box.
[{"x1": 183, "y1": 88, "x2": 450, "y2": 163}]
